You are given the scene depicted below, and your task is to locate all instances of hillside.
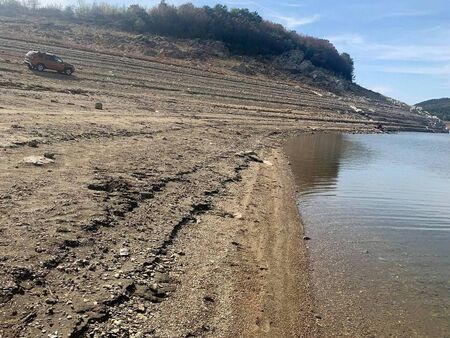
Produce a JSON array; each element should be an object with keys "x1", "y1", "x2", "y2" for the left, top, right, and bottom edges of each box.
[
  {"x1": 0, "y1": 1, "x2": 355, "y2": 80},
  {"x1": 416, "y1": 98, "x2": 450, "y2": 121},
  {"x1": 0, "y1": 11, "x2": 448, "y2": 338}
]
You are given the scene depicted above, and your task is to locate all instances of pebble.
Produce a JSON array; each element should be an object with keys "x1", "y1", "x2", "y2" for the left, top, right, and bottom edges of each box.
[{"x1": 120, "y1": 248, "x2": 129, "y2": 257}]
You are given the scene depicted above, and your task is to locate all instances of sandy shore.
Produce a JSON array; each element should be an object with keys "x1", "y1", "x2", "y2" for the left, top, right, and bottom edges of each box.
[{"x1": 129, "y1": 147, "x2": 322, "y2": 337}]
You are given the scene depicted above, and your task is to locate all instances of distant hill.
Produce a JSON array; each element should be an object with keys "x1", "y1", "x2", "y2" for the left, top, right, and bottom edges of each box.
[{"x1": 416, "y1": 98, "x2": 450, "y2": 121}]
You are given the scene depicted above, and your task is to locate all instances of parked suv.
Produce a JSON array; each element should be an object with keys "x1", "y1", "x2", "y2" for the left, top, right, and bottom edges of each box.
[{"x1": 24, "y1": 51, "x2": 75, "y2": 75}]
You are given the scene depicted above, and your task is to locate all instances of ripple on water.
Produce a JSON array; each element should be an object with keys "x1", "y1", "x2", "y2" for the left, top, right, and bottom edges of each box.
[{"x1": 285, "y1": 132, "x2": 450, "y2": 337}]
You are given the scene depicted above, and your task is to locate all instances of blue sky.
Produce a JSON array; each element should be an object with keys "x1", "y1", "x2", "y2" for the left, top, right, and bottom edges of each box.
[{"x1": 47, "y1": 0, "x2": 450, "y2": 104}]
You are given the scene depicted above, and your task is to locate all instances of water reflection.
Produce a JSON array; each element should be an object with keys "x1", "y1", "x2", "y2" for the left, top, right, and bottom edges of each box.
[
  {"x1": 285, "y1": 132, "x2": 450, "y2": 337},
  {"x1": 284, "y1": 133, "x2": 371, "y2": 195}
]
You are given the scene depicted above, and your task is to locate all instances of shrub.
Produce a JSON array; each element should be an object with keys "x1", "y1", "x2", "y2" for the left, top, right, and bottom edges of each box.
[{"x1": 0, "y1": 0, "x2": 355, "y2": 80}]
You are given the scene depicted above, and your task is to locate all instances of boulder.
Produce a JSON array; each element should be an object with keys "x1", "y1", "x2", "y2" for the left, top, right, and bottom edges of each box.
[
  {"x1": 298, "y1": 60, "x2": 315, "y2": 73},
  {"x1": 23, "y1": 156, "x2": 54, "y2": 166}
]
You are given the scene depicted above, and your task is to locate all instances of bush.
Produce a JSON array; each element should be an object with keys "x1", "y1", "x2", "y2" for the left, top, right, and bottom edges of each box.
[{"x1": 0, "y1": 0, "x2": 355, "y2": 80}]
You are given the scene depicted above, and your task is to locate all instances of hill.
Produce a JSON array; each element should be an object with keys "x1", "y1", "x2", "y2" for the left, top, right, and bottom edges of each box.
[
  {"x1": 0, "y1": 0, "x2": 355, "y2": 80},
  {"x1": 416, "y1": 98, "x2": 450, "y2": 121}
]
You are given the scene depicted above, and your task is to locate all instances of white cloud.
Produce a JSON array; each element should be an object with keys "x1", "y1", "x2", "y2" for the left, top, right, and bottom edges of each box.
[
  {"x1": 326, "y1": 34, "x2": 364, "y2": 45},
  {"x1": 283, "y1": 3, "x2": 306, "y2": 8},
  {"x1": 380, "y1": 64, "x2": 450, "y2": 75},
  {"x1": 272, "y1": 14, "x2": 321, "y2": 28},
  {"x1": 376, "y1": 46, "x2": 450, "y2": 62},
  {"x1": 327, "y1": 34, "x2": 450, "y2": 62},
  {"x1": 224, "y1": 0, "x2": 318, "y2": 28}
]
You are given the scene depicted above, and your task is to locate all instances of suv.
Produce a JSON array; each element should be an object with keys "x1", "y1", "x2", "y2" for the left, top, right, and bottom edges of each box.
[{"x1": 24, "y1": 51, "x2": 75, "y2": 75}]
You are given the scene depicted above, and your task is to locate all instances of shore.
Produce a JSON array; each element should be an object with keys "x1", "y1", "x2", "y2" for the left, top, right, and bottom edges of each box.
[
  {"x1": 0, "y1": 17, "x2": 442, "y2": 336},
  {"x1": 127, "y1": 146, "x2": 322, "y2": 337}
]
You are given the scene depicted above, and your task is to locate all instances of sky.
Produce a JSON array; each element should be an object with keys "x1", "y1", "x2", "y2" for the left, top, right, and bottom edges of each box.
[{"x1": 42, "y1": 0, "x2": 450, "y2": 104}]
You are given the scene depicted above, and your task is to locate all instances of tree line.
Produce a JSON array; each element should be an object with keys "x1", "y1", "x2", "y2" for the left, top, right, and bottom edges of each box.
[{"x1": 0, "y1": 0, "x2": 355, "y2": 80}]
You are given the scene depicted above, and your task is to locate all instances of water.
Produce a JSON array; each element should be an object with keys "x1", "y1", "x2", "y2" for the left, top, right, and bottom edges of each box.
[{"x1": 284, "y1": 133, "x2": 450, "y2": 337}]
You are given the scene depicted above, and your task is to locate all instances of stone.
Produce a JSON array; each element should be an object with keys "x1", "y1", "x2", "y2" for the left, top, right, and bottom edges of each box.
[
  {"x1": 154, "y1": 272, "x2": 170, "y2": 283},
  {"x1": 136, "y1": 304, "x2": 146, "y2": 313},
  {"x1": 139, "y1": 191, "x2": 153, "y2": 200},
  {"x1": 203, "y1": 295, "x2": 215, "y2": 303},
  {"x1": 119, "y1": 248, "x2": 129, "y2": 257},
  {"x1": 95, "y1": 102, "x2": 103, "y2": 110},
  {"x1": 275, "y1": 50, "x2": 305, "y2": 72},
  {"x1": 43, "y1": 152, "x2": 55, "y2": 159},
  {"x1": 235, "y1": 150, "x2": 263, "y2": 163},
  {"x1": 27, "y1": 140, "x2": 39, "y2": 148},
  {"x1": 23, "y1": 156, "x2": 54, "y2": 166}
]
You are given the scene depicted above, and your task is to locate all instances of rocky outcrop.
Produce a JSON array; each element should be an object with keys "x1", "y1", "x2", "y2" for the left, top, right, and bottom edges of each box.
[{"x1": 274, "y1": 50, "x2": 305, "y2": 72}]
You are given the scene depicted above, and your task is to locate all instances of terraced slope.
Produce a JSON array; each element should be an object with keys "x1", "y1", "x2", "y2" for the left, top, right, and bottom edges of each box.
[{"x1": 0, "y1": 17, "x2": 446, "y2": 338}]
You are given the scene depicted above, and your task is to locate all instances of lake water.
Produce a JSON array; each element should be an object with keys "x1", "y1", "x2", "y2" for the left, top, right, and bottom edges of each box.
[{"x1": 284, "y1": 133, "x2": 450, "y2": 337}]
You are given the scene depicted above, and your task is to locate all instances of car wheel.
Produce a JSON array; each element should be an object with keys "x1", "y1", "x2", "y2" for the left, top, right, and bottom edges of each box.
[
  {"x1": 36, "y1": 64, "x2": 45, "y2": 72},
  {"x1": 64, "y1": 68, "x2": 72, "y2": 76}
]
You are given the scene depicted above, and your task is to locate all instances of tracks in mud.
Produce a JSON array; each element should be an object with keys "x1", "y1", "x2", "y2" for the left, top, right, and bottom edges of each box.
[
  {"x1": 0, "y1": 34, "x2": 438, "y2": 132},
  {"x1": 0, "y1": 120, "x2": 259, "y2": 336},
  {"x1": 71, "y1": 158, "x2": 250, "y2": 337}
]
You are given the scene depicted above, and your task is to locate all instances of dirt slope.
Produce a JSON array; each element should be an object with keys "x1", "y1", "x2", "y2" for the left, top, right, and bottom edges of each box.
[{"x1": 0, "y1": 15, "x2": 446, "y2": 338}]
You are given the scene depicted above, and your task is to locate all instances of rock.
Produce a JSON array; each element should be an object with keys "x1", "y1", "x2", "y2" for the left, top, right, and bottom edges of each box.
[
  {"x1": 45, "y1": 298, "x2": 58, "y2": 304},
  {"x1": 235, "y1": 150, "x2": 263, "y2": 163},
  {"x1": 95, "y1": 102, "x2": 103, "y2": 110},
  {"x1": 232, "y1": 212, "x2": 243, "y2": 219},
  {"x1": 43, "y1": 152, "x2": 55, "y2": 159},
  {"x1": 23, "y1": 156, "x2": 54, "y2": 166},
  {"x1": 303, "y1": 236, "x2": 311, "y2": 241},
  {"x1": 203, "y1": 295, "x2": 215, "y2": 303},
  {"x1": 134, "y1": 285, "x2": 164, "y2": 303},
  {"x1": 119, "y1": 248, "x2": 129, "y2": 257},
  {"x1": 298, "y1": 60, "x2": 315, "y2": 73},
  {"x1": 136, "y1": 303, "x2": 146, "y2": 313},
  {"x1": 275, "y1": 50, "x2": 305, "y2": 72},
  {"x1": 154, "y1": 272, "x2": 170, "y2": 283},
  {"x1": 139, "y1": 191, "x2": 153, "y2": 200},
  {"x1": 27, "y1": 139, "x2": 39, "y2": 148}
]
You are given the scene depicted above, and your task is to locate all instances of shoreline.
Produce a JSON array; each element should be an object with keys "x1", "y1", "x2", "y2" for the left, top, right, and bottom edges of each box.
[
  {"x1": 228, "y1": 147, "x2": 320, "y2": 337},
  {"x1": 133, "y1": 145, "x2": 322, "y2": 337}
]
